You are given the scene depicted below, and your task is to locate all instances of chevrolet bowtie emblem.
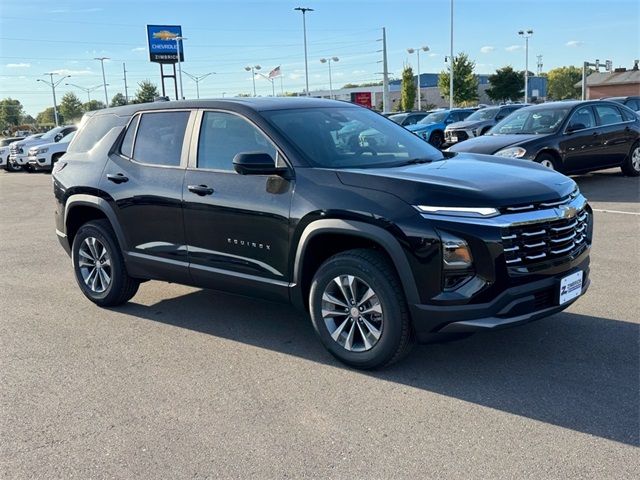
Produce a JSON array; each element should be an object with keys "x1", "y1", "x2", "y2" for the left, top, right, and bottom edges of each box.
[{"x1": 556, "y1": 205, "x2": 577, "y2": 219}]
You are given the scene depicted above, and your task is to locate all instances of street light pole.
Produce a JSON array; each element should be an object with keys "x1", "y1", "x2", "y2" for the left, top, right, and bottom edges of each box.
[
  {"x1": 449, "y1": 0, "x2": 454, "y2": 109},
  {"x1": 320, "y1": 57, "x2": 339, "y2": 99},
  {"x1": 245, "y1": 65, "x2": 262, "y2": 97},
  {"x1": 407, "y1": 46, "x2": 429, "y2": 110},
  {"x1": 294, "y1": 7, "x2": 314, "y2": 96},
  {"x1": 37, "y1": 73, "x2": 69, "y2": 127},
  {"x1": 256, "y1": 72, "x2": 276, "y2": 97},
  {"x1": 182, "y1": 71, "x2": 215, "y2": 99},
  {"x1": 65, "y1": 83, "x2": 107, "y2": 103},
  {"x1": 94, "y1": 57, "x2": 109, "y2": 105},
  {"x1": 518, "y1": 29, "x2": 533, "y2": 103}
]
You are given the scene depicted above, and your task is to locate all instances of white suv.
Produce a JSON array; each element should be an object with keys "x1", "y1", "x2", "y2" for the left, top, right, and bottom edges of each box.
[
  {"x1": 9, "y1": 126, "x2": 76, "y2": 172},
  {"x1": 1, "y1": 136, "x2": 26, "y2": 170},
  {"x1": 26, "y1": 131, "x2": 76, "y2": 172}
]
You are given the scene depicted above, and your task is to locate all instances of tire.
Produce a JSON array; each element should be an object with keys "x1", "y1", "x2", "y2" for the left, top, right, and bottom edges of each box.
[
  {"x1": 6, "y1": 160, "x2": 22, "y2": 172},
  {"x1": 535, "y1": 152, "x2": 560, "y2": 172},
  {"x1": 23, "y1": 164, "x2": 33, "y2": 173},
  {"x1": 72, "y1": 219, "x2": 139, "y2": 307},
  {"x1": 308, "y1": 249, "x2": 413, "y2": 369},
  {"x1": 429, "y1": 131, "x2": 444, "y2": 149},
  {"x1": 621, "y1": 141, "x2": 640, "y2": 177}
]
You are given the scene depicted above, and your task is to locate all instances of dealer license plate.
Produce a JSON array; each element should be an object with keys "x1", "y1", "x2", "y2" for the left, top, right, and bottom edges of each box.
[
  {"x1": 450, "y1": 136, "x2": 458, "y2": 143},
  {"x1": 559, "y1": 271, "x2": 583, "y2": 305}
]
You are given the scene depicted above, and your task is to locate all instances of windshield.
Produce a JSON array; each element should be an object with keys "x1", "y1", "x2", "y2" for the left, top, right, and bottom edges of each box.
[
  {"x1": 491, "y1": 107, "x2": 571, "y2": 135},
  {"x1": 60, "y1": 131, "x2": 76, "y2": 143},
  {"x1": 465, "y1": 108, "x2": 498, "y2": 121},
  {"x1": 40, "y1": 127, "x2": 64, "y2": 140},
  {"x1": 418, "y1": 111, "x2": 447, "y2": 124},
  {"x1": 262, "y1": 107, "x2": 442, "y2": 168}
]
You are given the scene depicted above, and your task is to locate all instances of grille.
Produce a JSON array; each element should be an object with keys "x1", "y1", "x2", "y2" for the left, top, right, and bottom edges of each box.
[
  {"x1": 501, "y1": 188, "x2": 579, "y2": 213},
  {"x1": 10, "y1": 145, "x2": 21, "y2": 154},
  {"x1": 446, "y1": 130, "x2": 469, "y2": 142},
  {"x1": 502, "y1": 208, "x2": 589, "y2": 266}
]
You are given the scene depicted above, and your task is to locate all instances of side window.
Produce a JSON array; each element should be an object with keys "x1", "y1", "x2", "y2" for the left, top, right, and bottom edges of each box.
[
  {"x1": 495, "y1": 108, "x2": 511, "y2": 121},
  {"x1": 627, "y1": 99, "x2": 640, "y2": 112},
  {"x1": 594, "y1": 105, "x2": 623, "y2": 126},
  {"x1": 132, "y1": 111, "x2": 190, "y2": 167},
  {"x1": 620, "y1": 107, "x2": 635, "y2": 122},
  {"x1": 197, "y1": 111, "x2": 277, "y2": 171},
  {"x1": 567, "y1": 107, "x2": 596, "y2": 131},
  {"x1": 120, "y1": 115, "x2": 139, "y2": 158}
]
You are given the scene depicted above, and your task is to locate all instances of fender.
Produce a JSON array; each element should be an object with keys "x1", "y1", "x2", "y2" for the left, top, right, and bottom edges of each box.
[
  {"x1": 291, "y1": 219, "x2": 420, "y2": 308},
  {"x1": 64, "y1": 194, "x2": 129, "y2": 254}
]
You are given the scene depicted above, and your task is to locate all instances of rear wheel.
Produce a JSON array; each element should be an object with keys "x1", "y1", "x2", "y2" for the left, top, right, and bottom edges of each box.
[
  {"x1": 309, "y1": 249, "x2": 413, "y2": 369},
  {"x1": 535, "y1": 152, "x2": 560, "y2": 171},
  {"x1": 621, "y1": 142, "x2": 640, "y2": 177},
  {"x1": 72, "y1": 219, "x2": 139, "y2": 307},
  {"x1": 429, "y1": 131, "x2": 444, "y2": 149}
]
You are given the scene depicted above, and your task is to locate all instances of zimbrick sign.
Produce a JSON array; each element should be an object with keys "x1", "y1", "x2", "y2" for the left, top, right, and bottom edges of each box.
[
  {"x1": 146, "y1": 25, "x2": 184, "y2": 63},
  {"x1": 351, "y1": 92, "x2": 372, "y2": 108}
]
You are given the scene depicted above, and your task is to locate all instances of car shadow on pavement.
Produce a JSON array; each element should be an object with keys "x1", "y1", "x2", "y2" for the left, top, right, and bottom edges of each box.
[
  {"x1": 573, "y1": 170, "x2": 640, "y2": 204},
  {"x1": 119, "y1": 288, "x2": 639, "y2": 447}
]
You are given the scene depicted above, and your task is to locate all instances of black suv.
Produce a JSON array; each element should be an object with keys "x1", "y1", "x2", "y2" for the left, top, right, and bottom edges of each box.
[{"x1": 53, "y1": 98, "x2": 592, "y2": 369}]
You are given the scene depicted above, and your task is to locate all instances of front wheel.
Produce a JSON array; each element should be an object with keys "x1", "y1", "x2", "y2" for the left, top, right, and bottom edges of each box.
[
  {"x1": 621, "y1": 142, "x2": 640, "y2": 177},
  {"x1": 308, "y1": 249, "x2": 413, "y2": 369},
  {"x1": 72, "y1": 219, "x2": 139, "y2": 307},
  {"x1": 535, "y1": 152, "x2": 560, "y2": 171},
  {"x1": 6, "y1": 160, "x2": 22, "y2": 172},
  {"x1": 429, "y1": 131, "x2": 444, "y2": 149}
]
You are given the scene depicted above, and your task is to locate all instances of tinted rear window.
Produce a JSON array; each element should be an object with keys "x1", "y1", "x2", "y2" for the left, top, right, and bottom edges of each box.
[{"x1": 67, "y1": 114, "x2": 128, "y2": 153}]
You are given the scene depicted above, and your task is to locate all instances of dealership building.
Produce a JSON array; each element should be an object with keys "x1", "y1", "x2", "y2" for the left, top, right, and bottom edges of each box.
[{"x1": 309, "y1": 72, "x2": 548, "y2": 110}]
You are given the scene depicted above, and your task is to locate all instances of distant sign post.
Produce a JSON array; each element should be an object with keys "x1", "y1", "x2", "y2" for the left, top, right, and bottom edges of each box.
[{"x1": 146, "y1": 25, "x2": 184, "y2": 100}]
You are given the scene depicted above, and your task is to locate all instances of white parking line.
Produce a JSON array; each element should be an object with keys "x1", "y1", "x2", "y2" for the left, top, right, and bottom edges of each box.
[{"x1": 592, "y1": 208, "x2": 640, "y2": 216}]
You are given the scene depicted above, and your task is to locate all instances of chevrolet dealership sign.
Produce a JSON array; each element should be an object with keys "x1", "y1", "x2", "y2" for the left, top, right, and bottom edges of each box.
[{"x1": 146, "y1": 25, "x2": 184, "y2": 63}]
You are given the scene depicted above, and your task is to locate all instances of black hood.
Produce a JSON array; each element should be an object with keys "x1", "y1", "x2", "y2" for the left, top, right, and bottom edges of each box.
[
  {"x1": 336, "y1": 154, "x2": 576, "y2": 208},
  {"x1": 447, "y1": 134, "x2": 544, "y2": 154}
]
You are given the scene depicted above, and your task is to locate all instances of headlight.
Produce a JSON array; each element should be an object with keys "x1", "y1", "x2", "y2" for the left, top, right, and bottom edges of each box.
[
  {"x1": 37, "y1": 148, "x2": 48, "y2": 154},
  {"x1": 494, "y1": 146, "x2": 527, "y2": 158},
  {"x1": 442, "y1": 236, "x2": 472, "y2": 268},
  {"x1": 415, "y1": 205, "x2": 499, "y2": 218}
]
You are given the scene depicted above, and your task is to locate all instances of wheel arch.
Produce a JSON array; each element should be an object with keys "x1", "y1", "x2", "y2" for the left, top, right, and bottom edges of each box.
[
  {"x1": 291, "y1": 219, "x2": 420, "y2": 311},
  {"x1": 535, "y1": 148, "x2": 563, "y2": 171},
  {"x1": 64, "y1": 194, "x2": 128, "y2": 253}
]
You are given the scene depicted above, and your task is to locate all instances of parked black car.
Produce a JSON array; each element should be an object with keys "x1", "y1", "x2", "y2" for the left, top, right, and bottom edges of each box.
[
  {"x1": 444, "y1": 104, "x2": 527, "y2": 146},
  {"x1": 604, "y1": 96, "x2": 640, "y2": 112},
  {"x1": 387, "y1": 111, "x2": 430, "y2": 126},
  {"x1": 448, "y1": 100, "x2": 640, "y2": 176},
  {"x1": 53, "y1": 98, "x2": 592, "y2": 369}
]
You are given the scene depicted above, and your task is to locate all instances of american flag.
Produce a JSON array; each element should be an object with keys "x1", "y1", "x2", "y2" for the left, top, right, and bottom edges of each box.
[{"x1": 268, "y1": 66, "x2": 281, "y2": 79}]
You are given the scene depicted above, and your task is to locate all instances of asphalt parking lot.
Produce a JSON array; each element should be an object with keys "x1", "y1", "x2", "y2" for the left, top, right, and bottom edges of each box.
[{"x1": 1, "y1": 168, "x2": 638, "y2": 479}]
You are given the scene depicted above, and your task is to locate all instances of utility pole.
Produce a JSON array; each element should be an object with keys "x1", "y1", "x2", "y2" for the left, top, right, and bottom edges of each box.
[
  {"x1": 449, "y1": 0, "x2": 454, "y2": 109},
  {"x1": 518, "y1": 30, "x2": 533, "y2": 103},
  {"x1": 294, "y1": 7, "x2": 314, "y2": 96},
  {"x1": 536, "y1": 55, "x2": 543, "y2": 76},
  {"x1": 123, "y1": 62, "x2": 129, "y2": 104},
  {"x1": 407, "y1": 46, "x2": 429, "y2": 110},
  {"x1": 37, "y1": 73, "x2": 69, "y2": 127},
  {"x1": 382, "y1": 27, "x2": 389, "y2": 113}
]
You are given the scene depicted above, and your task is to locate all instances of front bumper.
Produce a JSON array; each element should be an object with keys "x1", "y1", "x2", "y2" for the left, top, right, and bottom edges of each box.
[
  {"x1": 410, "y1": 255, "x2": 590, "y2": 340},
  {"x1": 10, "y1": 153, "x2": 28, "y2": 165},
  {"x1": 27, "y1": 155, "x2": 50, "y2": 170},
  {"x1": 444, "y1": 128, "x2": 475, "y2": 146}
]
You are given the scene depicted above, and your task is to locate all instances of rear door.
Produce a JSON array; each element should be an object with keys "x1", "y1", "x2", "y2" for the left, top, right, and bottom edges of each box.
[
  {"x1": 182, "y1": 110, "x2": 294, "y2": 301},
  {"x1": 593, "y1": 103, "x2": 633, "y2": 166},
  {"x1": 100, "y1": 109, "x2": 193, "y2": 283}
]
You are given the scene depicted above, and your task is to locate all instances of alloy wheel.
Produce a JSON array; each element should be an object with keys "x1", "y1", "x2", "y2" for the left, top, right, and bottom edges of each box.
[
  {"x1": 321, "y1": 275, "x2": 384, "y2": 352},
  {"x1": 540, "y1": 159, "x2": 555, "y2": 170},
  {"x1": 632, "y1": 146, "x2": 640, "y2": 172},
  {"x1": 78, "y1": 237, "x2": 112, "y2": 293}
]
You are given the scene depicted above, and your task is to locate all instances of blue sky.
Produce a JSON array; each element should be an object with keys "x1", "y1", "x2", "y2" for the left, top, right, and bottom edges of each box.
[{"x1": 1, "y1": 0, "x2": 638, "y2": 115}]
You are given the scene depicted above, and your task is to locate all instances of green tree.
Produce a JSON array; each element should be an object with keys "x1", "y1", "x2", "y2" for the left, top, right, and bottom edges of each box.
[
  {"x1": 132, "y1": 80, "x2": 160, "y2": 104},
  {"x1": 400, "y1": 66, "x2": 416, "y2": 111},
  {"x1": 0, "y1": 98, "x2": 24, "y2": 130},
  {"x1": 110, "y1": 93, "x2": 127, "y2": 107},
  {"x1": 486, "y1": 66, "x2": 525, "y2": 103},
  {"x1": 59, "y1": 92, "x2": 84, "y2": 122},
  {"x1": 438, "y1": 53, "x2": 479, "y2": 106},
  {"x1": 36, "y1": 107, "x2": 61, "y2": 126},
  {"x1": 21, "y1": 114, "x2": 36, "y2": 125},
  {"x1": 83, "y1": 100, "x2": 106, "y2": 112},
  {"x1": 547, "y1": 66, "x2": 583, "y2": 100}
]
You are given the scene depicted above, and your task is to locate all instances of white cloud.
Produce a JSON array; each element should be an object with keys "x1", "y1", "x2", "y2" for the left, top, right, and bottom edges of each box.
[
  {"x1": 505, "y1": 45, "x2": 522, "y2": 52},
  {"x1": 480, "y1": 46, "x2": 494, "y2": 54},
  {"x1": 351, "y1": 69, "x2": 367, "y2": 75},
  {"x1": 566, "y1": 40, "x2": 584, "y2": 47},
  {"x1": 50, "y1": 68, "x2": 94, "y2": 76},
  {"x1": 289, "y1": 73, "x2": 303, "y2": 80},
  {"x1": 131, "y1": 47, "x2": 146, "y2": 53},
  {"x1": 428, "y1": 53, "x2": 440, "y2": 57},
  {"x1": 6, "y1": 63, "x2": 31, "y2": 68}
]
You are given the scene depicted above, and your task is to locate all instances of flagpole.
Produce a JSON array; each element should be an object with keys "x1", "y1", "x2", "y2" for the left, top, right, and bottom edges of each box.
[{"x1": 280, "y1": 75, "x2": 284, "y2": 96}]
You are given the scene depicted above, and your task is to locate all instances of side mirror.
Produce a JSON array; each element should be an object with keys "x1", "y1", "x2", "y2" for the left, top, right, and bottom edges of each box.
[
  {"x1": 566, "y1": 123, "x2": 586, "y2": 134},
  {"x1": 233, "y1": 152, "x2": 286, "y2": 176},
  {"x1": 54, "y1": 133, "x2": 63, "y2": 142}
]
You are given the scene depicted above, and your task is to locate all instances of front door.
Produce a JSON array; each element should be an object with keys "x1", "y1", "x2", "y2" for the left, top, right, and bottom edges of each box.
[
  {"x1": 559, "y1": 105, "x2": 603, "y2": 173},
  {"x1": 182, "y1": 110, "x2": 294, "y2": 301}
]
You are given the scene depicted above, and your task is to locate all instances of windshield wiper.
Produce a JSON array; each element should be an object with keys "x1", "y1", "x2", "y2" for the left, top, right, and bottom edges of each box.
[{"x1": 401, "y1": 157, "x2": 434, "y2": 166}]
